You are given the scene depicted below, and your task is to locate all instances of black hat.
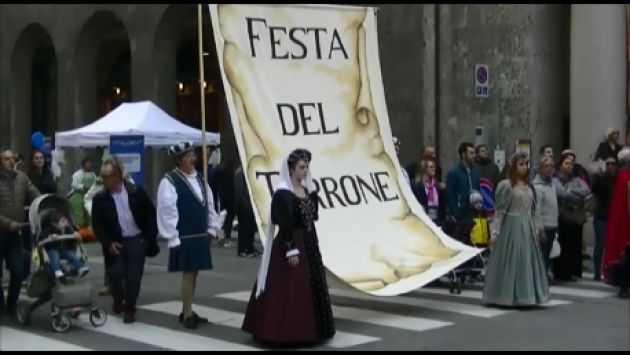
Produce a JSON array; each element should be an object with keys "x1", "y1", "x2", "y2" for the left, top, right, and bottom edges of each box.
[{"x1": 168, "y1": 141, "x2": 195, "y2": 157}]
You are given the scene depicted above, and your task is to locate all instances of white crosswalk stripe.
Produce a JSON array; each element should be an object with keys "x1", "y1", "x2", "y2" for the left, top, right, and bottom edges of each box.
[
  {"x1": 416, "y1": 285, "x2": 611, "y2": 301},
  {"x1": 72, "y1": 313, "x2": 259, "y2": 351},
  {"x1": 548, "y1": 285, "x2": 615, "y2": 298},
  {"x1": 0, "y1": 279, "x2": 615, "y2": 350},
  {"x1": 215, "y1": 291, "x2": 454, "y2": 333},
  {"x1": 140, "y1": 301, "x2": 381, "y2": 349},
  {"x1": 0, "y1": 326, "x2": 92, "y2": 351},
  {"x1": 329, "y1": 288, "x2": 514, "y2": 318}
]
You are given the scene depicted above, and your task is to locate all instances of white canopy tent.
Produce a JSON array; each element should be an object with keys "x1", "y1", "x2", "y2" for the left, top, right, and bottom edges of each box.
[{"x1": 54, "y1": 100, "x2": 220, "y2": 147}]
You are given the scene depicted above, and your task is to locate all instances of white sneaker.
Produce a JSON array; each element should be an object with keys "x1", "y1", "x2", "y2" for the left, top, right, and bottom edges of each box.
[
  {"x1": 54, "y1": 270, "x2": 65, "y2": 279},
  {"x1": 78, "y1": 266, "x2": 90, "y2": 278}
]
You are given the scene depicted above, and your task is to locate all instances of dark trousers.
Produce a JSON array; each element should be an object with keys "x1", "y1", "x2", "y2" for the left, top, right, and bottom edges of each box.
[
  {"x1": 553, "y1": 218, "x2": 583, "y2": 280},
  {"x1": 22, "y1": 208, "x2": 32, "y2": 282},
  {"x1": 592, "y1": 218, "x2": 607, "y2": 279},
  {"x1": 101, "y1": 245, "x2": 110, "y2": 287},
  {"x1": 0, "y1": 233, "x2": 24, "y2": 311},
  {"x1": 237, "y1": 207, "x2": 257, "y2": 254},
  {"x1": 539, "y1": 227, "x2": 557, "y2": 273},
  {"x1": 21, "y1": 226, "x2": 32, "y2": 282},
  {"x1": 106, "y1": 238, "x2": 145, "y2": 312}
]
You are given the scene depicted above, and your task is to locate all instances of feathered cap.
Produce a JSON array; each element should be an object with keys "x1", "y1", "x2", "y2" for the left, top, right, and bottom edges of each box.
[{"x1": 168, "y1": 141, "x2": 195, "y2": 157}]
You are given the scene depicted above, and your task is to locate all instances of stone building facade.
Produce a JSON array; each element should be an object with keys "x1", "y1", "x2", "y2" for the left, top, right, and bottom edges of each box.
[{"x1": 2, "y1": 4, "x2": 622, "y2": 197}]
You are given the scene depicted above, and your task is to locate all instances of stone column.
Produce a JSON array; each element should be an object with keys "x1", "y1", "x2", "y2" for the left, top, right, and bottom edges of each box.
[
  {"x1": 422, "y1": 4, "x2": 437, "y2": 150},
  {"x1": 570, "y1": 4, "x2": 626, "y2": 164}
]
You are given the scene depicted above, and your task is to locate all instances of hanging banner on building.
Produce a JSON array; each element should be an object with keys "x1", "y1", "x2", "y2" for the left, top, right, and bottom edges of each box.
[
  {"x1": 209, "y1": 4, "x2": 480, "y2": 296},
  {"x1": 109, "y1": 135, "x2": 144, "y2": 187}
]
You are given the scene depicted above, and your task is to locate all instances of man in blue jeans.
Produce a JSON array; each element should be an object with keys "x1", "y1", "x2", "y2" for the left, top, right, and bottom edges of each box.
[{"x1": 0, "y1": 147, "x2": 40, "y2": 320}]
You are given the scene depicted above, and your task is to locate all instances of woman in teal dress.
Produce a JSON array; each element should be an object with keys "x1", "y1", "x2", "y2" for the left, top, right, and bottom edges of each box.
[{"x1": 482, "y1": 152, "x2": 550, "y2": 307}]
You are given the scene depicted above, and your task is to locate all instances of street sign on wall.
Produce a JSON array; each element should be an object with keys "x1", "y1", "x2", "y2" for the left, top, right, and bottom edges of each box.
[{"x1": 475, "y1": 64, "x2": 489, "y2": 98}]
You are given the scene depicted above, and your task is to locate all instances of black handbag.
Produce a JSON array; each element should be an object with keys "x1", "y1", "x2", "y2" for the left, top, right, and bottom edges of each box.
[{"x1": 559, "y1": 201, "x2": 587, "y2": 225}]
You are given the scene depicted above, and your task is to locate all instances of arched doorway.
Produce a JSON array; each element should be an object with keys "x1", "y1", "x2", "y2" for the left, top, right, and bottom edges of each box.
[
  {"x1": 75, "y1": 10, "x2": 132, "y2": 126},
  {"x1": 67, "y1": 11, "x2": 132, "y2": 190},
  {"x1": 98, "y1": 48, "x2": 131, "y2": 117},
  {"x1": 154, "y1": 5, "x2": 228, "y2": 137},
  {"x1": 153, "y1": 4, "x2": 235, "y2": 188},
  {"x1": 175, "y1": 38, "x2": 224, "y2": 133},
  {"x1": 10, "y1": 23, "x2": 58, "y2": 156}
]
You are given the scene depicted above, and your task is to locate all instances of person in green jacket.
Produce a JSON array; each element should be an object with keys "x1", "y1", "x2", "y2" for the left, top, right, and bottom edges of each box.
[{"x1": 68, "y1": 157, "x2": 97, "y2": 230}]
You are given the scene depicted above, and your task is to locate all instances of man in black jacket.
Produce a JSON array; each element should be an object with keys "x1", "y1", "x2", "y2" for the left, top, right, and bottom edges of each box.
[{"x1": 91, "y1": 156, "x2": 159, "y2": 324}]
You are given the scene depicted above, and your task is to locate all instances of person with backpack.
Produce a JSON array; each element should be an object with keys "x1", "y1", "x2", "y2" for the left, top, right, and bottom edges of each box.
[{"x1": 553, "y1": 152, "x2": 591, "y2": 282}]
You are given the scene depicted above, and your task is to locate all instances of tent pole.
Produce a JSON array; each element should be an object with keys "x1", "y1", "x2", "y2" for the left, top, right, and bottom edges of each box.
[{"x1": 197, "y1": 4, "x2": 208, "y2": 188}]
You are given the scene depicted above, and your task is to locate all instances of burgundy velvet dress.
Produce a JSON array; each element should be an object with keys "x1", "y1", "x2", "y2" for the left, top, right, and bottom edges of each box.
[{"x1": 242, "y1": 190, "x2": 335, "y2": 344}]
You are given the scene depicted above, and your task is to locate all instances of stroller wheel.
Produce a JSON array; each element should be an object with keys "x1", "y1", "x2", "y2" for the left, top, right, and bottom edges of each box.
[
  {"x1": 89, "y1": 308, "x2": 107, "y2": 327},
  {"x1": 16, "y1": 302, "x2": 31, "y2": 326},
  {"x1": 51, "y1": 315, "x2": 71, "y2": 333}
]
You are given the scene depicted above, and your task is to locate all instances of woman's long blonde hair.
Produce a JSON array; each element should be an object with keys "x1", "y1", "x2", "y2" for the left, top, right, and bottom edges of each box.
[{"x1": 414, "y1": 159, "x2": 435, "y2": 184}]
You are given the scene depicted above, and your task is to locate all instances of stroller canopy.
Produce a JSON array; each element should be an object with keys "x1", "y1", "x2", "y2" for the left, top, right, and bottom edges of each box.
[{"x1": 29, "y1": 194, "x2": 76, "y2": 237}]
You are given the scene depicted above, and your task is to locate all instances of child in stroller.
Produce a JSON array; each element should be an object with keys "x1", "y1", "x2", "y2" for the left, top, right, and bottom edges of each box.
[
  {"x1": 468, "y1": 192, "x2": 491, "y2": 280},
  {"x1": 440, "y1": 191, "x2": 490, "y2": 294},
  {"x1": 15, "y1": 194, "x2": 107, "y2": 333},
  {"x1": 39, "y1": 210, "x2": 90, "y2": 281}
]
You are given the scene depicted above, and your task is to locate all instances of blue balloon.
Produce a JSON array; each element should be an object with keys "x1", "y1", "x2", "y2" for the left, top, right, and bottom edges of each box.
[
  {"x1": 40, "y1": 142, "x2": 51, "y2": 155},
  {"x1": 31, "y1": 132, "x2": 45, "y2": 150}
]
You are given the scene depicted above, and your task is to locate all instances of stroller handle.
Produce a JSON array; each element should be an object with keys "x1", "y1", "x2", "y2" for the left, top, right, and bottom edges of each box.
[{"x1": 37, "y1": 234, "x2": 81, "y2": 247}]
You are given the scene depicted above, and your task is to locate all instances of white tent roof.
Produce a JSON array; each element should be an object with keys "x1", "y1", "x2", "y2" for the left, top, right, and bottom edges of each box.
[{"x1": 55, "y1": 101, "x2": 220, "y2": 147}]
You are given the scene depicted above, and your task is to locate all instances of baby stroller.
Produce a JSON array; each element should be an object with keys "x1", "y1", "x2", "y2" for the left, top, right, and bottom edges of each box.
[
  {"x1": 440, "y1": 219, "x2": 490, "y2": 294},
  {"x1": 15, "y1": 194, "x2": 107, "y2": 333}
]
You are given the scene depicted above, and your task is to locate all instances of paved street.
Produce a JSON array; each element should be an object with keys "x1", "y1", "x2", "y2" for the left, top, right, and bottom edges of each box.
[{"x1": 1, "y1": 238, "x2": 629, "y2": 351}]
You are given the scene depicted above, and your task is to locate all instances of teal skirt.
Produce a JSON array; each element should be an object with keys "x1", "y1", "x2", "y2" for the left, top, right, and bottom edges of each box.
[{"x1": 482, "y1": 214, "x2": 550, "y2": 306}]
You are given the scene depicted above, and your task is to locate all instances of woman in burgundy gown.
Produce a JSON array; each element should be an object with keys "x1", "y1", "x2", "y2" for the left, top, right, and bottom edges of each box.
[{"x1": 242, "y1": 148, "x2": 335, "y2": 345}]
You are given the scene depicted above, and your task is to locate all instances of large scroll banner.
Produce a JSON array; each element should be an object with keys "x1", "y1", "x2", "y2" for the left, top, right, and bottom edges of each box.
[{"x1": 209, "y1": 4, "x2": 481, "y2": 296}]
